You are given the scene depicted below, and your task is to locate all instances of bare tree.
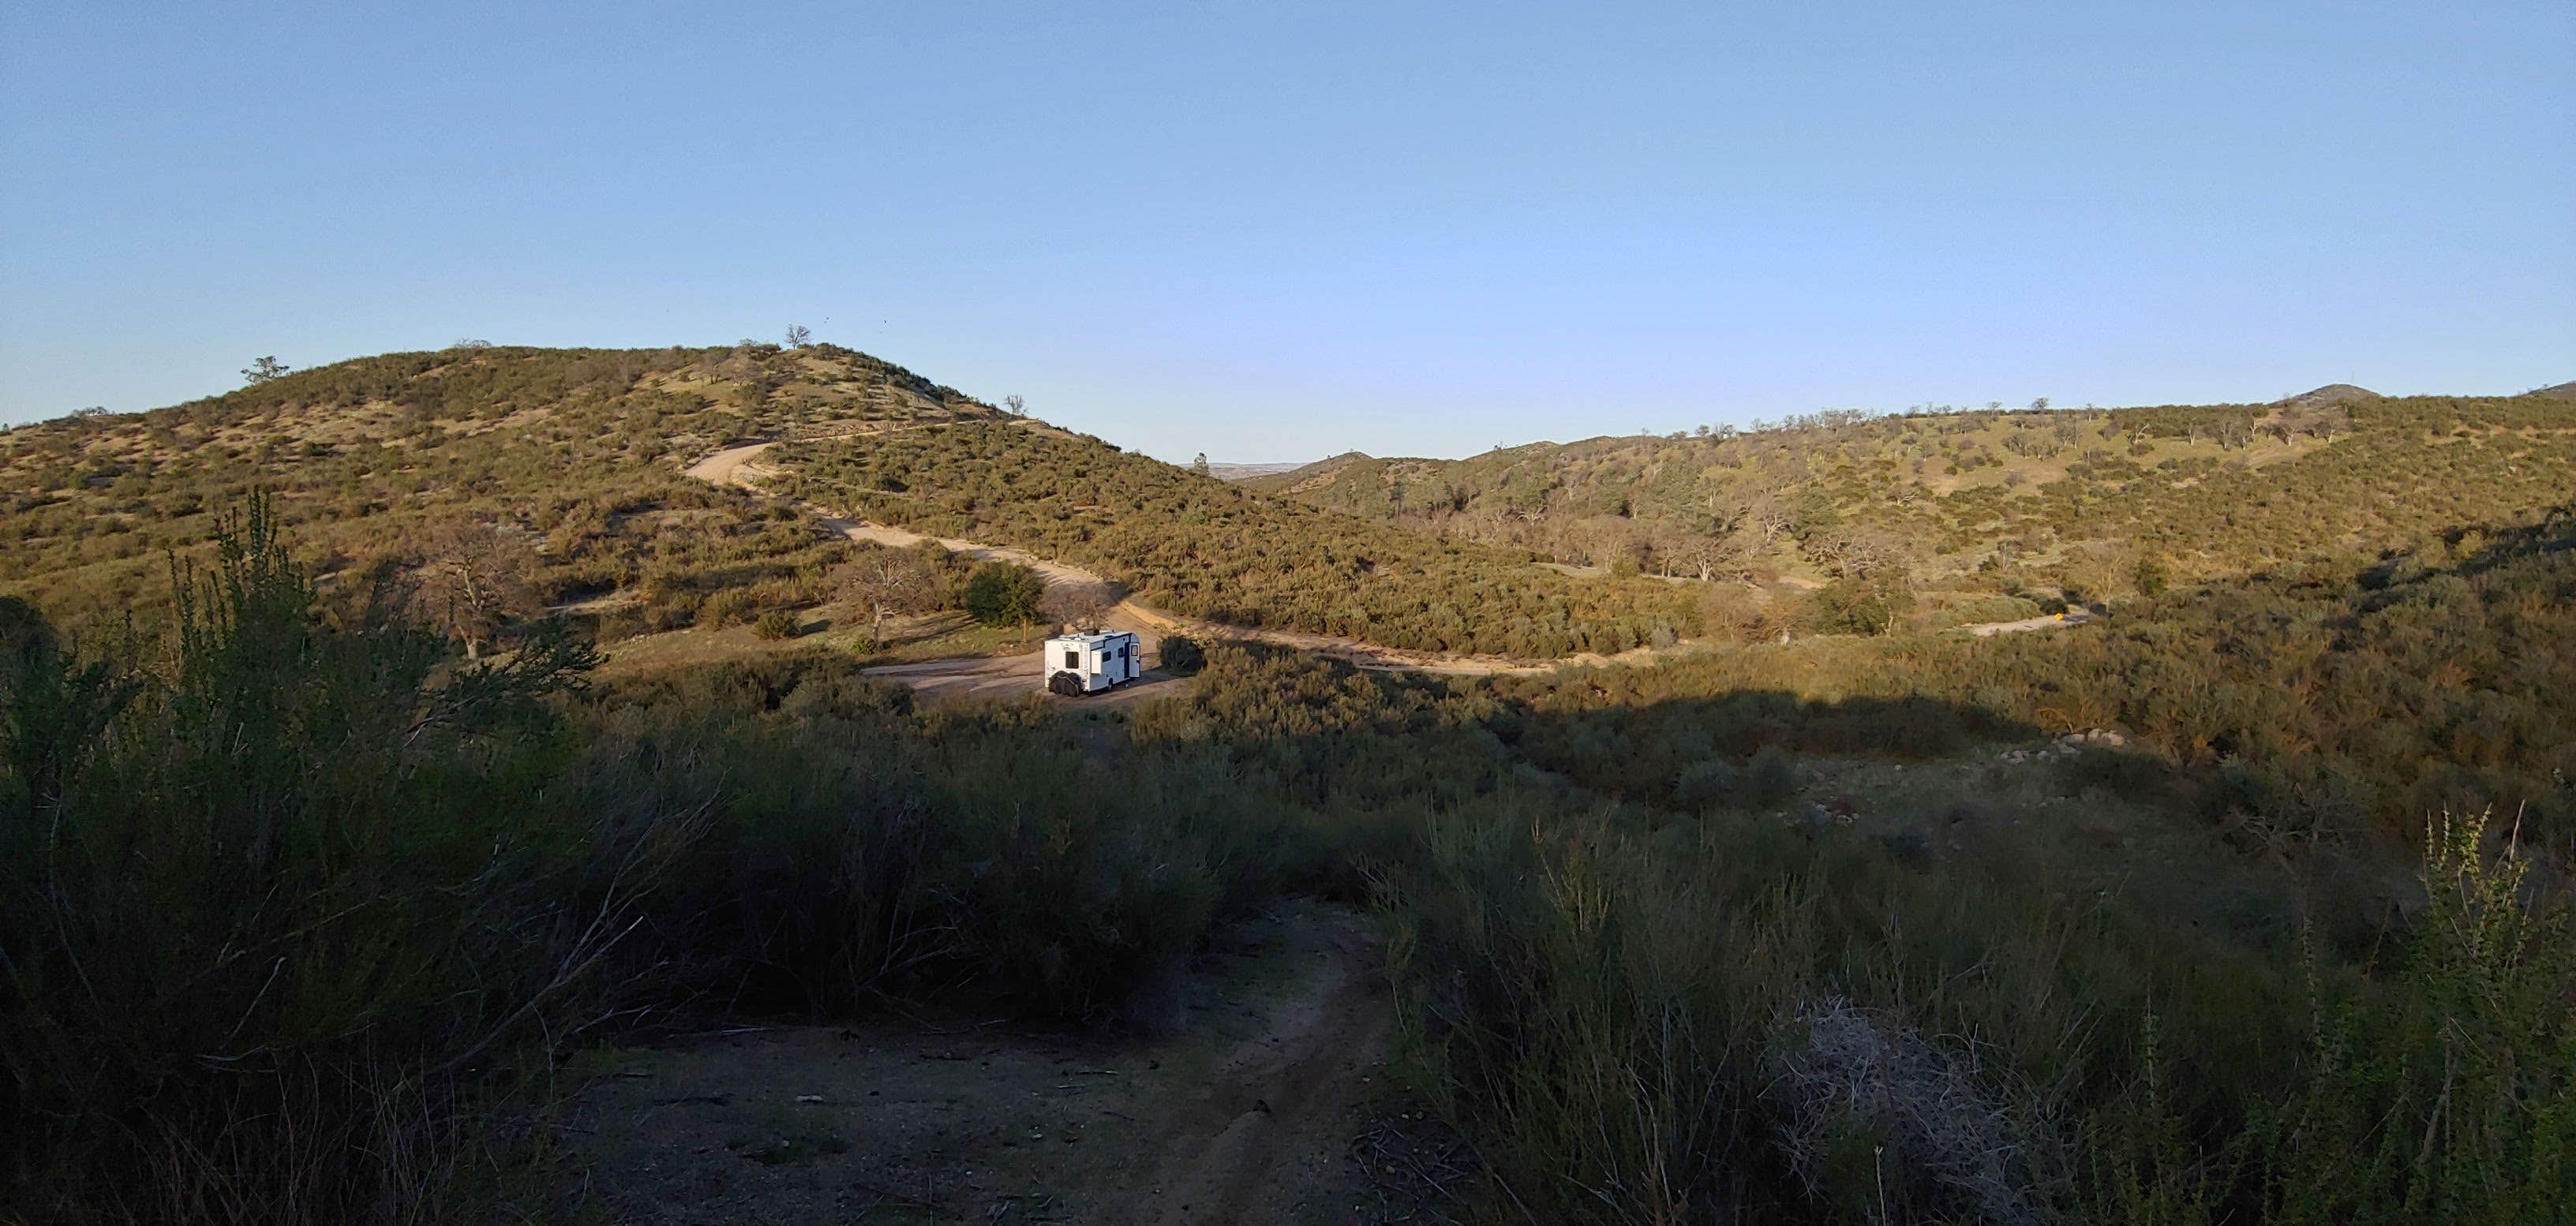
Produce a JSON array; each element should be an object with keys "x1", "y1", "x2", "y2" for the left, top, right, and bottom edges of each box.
[
  {"x1": 1676, "y1": 525, "x2": 1759, "y2": 582},
  {"x1": 2215, "y1": 413, "x2": 2256, "y2": 450},
  {"x1": 1003, "y1": 394, "x2": 1025, "y2": 417},
  {"x1": 2027, "y1": 396, "x2": 2050, "y2": 413},
  {"x1": 410, "y1": 521, "x2": 540, "y2": 659},
  {"x1": 2307, "y1": 405, "x2": 2349, "y2": 443},
  {"x1": 1192, "y1": 452, "x2": 1212, "y2": 477},
  {"x1": 1039, "y1": 580, "x2": 1117, "y2": 630},
  {"x1": 836, "y1": 548, "x2": 938, "y2": 641},
  {"x1": 1735, "y1": 488, "x2": 1796, "y2": 548},
  {"x1": 782, "y1": 324, "x2": 813, "y2": 349},
  {"x1": 242, "y1": 357, "x2": 290, "y2": 385},
  {"x1": 1808, "y1": 528, "x2": 1915, "y2": 581}
]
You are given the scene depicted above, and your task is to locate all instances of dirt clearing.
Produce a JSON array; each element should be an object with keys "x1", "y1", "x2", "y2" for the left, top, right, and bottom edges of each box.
[{"x1": 566, "y1": 901, "x2": 1455, "y2": 1224}]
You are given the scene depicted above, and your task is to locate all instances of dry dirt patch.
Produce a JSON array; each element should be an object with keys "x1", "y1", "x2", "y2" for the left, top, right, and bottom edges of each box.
[{"x1": 567, "y1": 901, "x2": 1436, "y2": 1224}]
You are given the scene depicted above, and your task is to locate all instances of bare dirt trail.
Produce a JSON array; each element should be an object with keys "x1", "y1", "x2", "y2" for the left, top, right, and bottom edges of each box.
[
  {"x1": 1965, "y1": 608, "x2": 2097, "y2": 637},
  {"x1": 567, "y1": 901, "x2": 1441, "y2": 1224}
]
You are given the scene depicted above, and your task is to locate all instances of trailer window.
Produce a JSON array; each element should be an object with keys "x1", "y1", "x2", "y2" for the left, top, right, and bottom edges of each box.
[{"x1": 1064, "y1": 649, "x2": 1080, "y2": 669}]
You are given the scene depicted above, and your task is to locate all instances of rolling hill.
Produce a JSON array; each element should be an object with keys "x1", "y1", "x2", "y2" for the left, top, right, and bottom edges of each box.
[
  {"x1": 762, "y1": 420, "x2": 1701, "y2": 656},
  {"x1": 0, "y1": 345, "x2": 1702, "y2": 658},
  {"x1": 1249, "y1": 391, "x2": 2576, "y2": 603},
  {"x1": 7, "y1": 346, "x2": 2571, "y2": 1226},
  {"x1": 0, "y1": 344, "x2": 1008, "y2": 635}
]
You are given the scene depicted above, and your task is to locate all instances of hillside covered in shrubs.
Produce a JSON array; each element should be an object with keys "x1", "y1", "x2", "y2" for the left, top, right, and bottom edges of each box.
[
  {"x1": 2, "y1": 351, "x2": 2570, "y2": 1223},
  {"x1": 6, "y1": 495, "x2": 2567, "y2": 1223},
  {"x1": 1254, "y1": 391, "x2": 2576, "y2": 607},
  {"x1": 0, "y1": 343, "x2": 998, "y2": 637},
  {"x1": 767, "y1": 420, "x2": 1706, "y2": 656}
]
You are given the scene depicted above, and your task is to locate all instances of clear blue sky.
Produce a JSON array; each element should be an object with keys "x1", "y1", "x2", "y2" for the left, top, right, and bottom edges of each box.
[{"x1": 5, "y1": 2, "x2": 2570, "y2": 462}]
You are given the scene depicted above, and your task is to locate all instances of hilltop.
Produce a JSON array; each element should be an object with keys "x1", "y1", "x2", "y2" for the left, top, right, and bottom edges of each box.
[
  {"x1": 2274, "y1": 381, "x2": 2382, "y2": 408},
  {"x1": 0, "y1": 343, "x2": 1005, "y2": 637}
]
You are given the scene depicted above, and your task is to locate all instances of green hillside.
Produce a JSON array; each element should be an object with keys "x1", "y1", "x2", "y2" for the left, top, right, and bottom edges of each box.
[
  {"x1": 2, "y1": 345, "x2": 1714, "y2": 659},
  {"x1": 12, "y1": 496, "x2": 2567, "y2": 1223},
  {"x1": 1252, "y1": 394, "x2": 2576, "y2": 603},
  {"x1": 5, "y1": 360, "x2": 2569, "y2": 1224},
  {"x1": 0, "y1": 343, "x2": 1000, "y2": 635},
  {"x1": 763, "y1": 420, "x2": 1705, "y2": 656}
]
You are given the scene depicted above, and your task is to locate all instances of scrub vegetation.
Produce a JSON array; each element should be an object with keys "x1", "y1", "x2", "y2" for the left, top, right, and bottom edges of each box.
[
  {"x1": 2, "y1": 349, "x2": 2570, "y2": 1224},
  {"x1": 0, "y1": 343, "x2": 998, "y2": 639},
  {"x1": 1253, "y1": 390, "x2": 2576, "y2": 619},
  {"x1": 768, "y1": 421, "x2": 1706, "y2": 656}
]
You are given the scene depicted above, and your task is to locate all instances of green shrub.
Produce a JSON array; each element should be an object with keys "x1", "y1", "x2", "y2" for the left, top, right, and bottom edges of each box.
[
  {"x1": 1673, "y1": 758, "x2": 1739, "y2": 809},
  {"x1": 1921, "y1": 592, "x2": 2043, "y2": 630},
  {"x1": 1810, "y1": 575, "x2": 1916, "y2": 635},
  {"x1": 2136, "y1": 555, "x2": 2171, "y2": 597},
  {"x1": 0, "y1": 495, "x2": 607, "y2": 1224},
  {"x1": 751, "y1": 608, "x2": 799, "y2": 640},
  {"x1": 2250, "y1": 812, "x2": 2574, "y2": 1224},
  {"x1": 1743, "y1": 744, "x2": 1801, "y2": 808},
  {"x1": 700, "y1": 586, "x2": 758, "y2": 627},
  {"x1": 960, "y1": 562, "x2": 1045, "y2": 626},
  {"x1": 1159, "y1": 633, "x2": 1206, "y2": 675}
]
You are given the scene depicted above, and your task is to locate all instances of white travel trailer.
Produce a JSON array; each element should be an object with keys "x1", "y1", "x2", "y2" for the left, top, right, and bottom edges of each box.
[{"x1": 1043, "y1": 630, "x2": 1144, "y2": 696}]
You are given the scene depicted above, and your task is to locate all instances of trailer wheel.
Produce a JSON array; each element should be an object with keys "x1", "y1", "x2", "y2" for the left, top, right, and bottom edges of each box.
[{"x1": 1046, "y1": 670, "x2": 1086, "y2": 697}]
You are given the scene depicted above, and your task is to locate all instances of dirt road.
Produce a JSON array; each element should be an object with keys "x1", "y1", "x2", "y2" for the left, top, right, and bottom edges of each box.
[
  {"x1": 684, "y1": 439, "x2": 2089, "y2": 687},
  {"x1": 685, "y1": 440, "x2": 1547, "y2": 681},
  {"x1": 1965, "y1": 608, "x2": 2097, "y2": 637},
  {"x1": 861, "y1": 655, "x2": 1188, "y2": 708},
  {"x1": 567, "y1": 901, "x2": 1438, "y2": 1224}
]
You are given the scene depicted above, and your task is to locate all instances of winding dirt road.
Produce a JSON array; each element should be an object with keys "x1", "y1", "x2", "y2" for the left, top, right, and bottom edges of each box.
[
  {"x1": 683, "y1": 439, "x2": 2094, "y2": 691},
  {"x1": 684, "y1": 440, "x2": 1546, "y2": 684}
]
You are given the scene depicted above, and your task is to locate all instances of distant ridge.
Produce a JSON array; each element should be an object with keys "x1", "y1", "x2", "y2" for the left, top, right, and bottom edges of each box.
[
  {"x1": 2275, "y1": 383, "x2": 2383, "y2": 409},
  {"x1": 1204, "y1": 460, "x2": 1312, "y2": 481},
  {"x1": 2532, "y1": 380, "x2": 2576, "y2": 400},
  {"x1": 1280, "y1": 450, "x2": 1372, "y2": 479}
]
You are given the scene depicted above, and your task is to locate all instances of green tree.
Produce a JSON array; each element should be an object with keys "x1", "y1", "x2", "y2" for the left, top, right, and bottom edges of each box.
[{"x1": 961, "y1": 563, "x2": 1046, "y2": 626}]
